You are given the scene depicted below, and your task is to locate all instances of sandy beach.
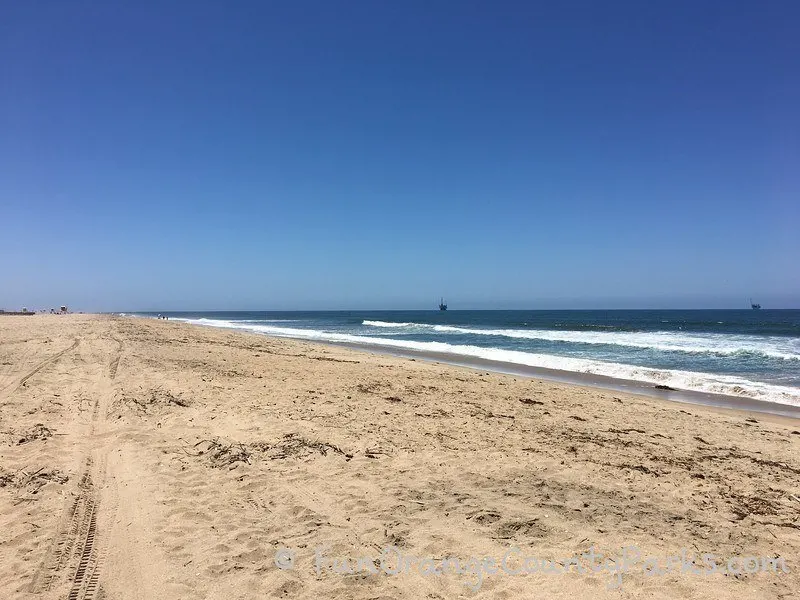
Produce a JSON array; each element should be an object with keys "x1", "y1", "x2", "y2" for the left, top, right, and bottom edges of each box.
[{"x1": 1, "y1": 314, "x2": 798, "y2": 599}]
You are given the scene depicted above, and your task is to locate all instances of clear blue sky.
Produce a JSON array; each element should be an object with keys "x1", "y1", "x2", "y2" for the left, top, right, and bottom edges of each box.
[{"x1": 2, "y1": 1, "x2": 798, "y2": 311}]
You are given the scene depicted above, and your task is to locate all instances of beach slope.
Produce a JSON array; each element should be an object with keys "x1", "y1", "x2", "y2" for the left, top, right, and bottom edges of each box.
[{"x1": 0, "y1": 314, "x2": 798, "y2": 599}]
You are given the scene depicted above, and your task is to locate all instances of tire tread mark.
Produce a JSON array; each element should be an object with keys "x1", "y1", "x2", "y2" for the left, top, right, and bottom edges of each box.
[
  {"x1": 108, "y1": 338, "x2": 123, "y2": 380},
  {"x1": 28, "y1": 459, "x2": 93, "y2": 594},
  {"x1": 66, "y1": 498, "x2": 98, "y2": 600},
  {"x1": 12, "y1": 338, "x2": 80, "y2": 394},
  {"x1": 66, "y1": 460, "x2": 106, "y2": 600}
]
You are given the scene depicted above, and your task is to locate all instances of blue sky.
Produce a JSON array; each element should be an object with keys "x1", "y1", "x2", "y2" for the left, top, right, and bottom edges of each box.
[{"x1": 1, "y1": 1, "x2": 798, "y2": 310}]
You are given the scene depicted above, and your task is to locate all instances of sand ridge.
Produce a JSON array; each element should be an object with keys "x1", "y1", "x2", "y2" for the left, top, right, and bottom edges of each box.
[{"x1": 0, "y1": 314, "x2": 798, "y2": 599}]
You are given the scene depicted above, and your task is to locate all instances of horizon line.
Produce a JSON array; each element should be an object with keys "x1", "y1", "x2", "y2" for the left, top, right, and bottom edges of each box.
[{"x1": 109, "y1": 307, "x2": 800, "y2": 313}]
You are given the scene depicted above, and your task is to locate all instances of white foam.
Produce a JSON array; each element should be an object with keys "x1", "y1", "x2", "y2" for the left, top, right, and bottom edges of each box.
[
  {"x1": 362, "y1": 320, "x2": 415, "y2": 328},
  {"x1": 178, "y1": 317, "x2": 800, "y2": 407}
]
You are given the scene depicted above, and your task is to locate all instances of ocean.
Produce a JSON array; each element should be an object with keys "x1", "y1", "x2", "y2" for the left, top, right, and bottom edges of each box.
[{"x1": 129, "y1": 310, "x2": 800, "y2": 409}]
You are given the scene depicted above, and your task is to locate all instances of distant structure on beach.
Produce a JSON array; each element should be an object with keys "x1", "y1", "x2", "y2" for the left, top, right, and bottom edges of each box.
[
  {"x1": 750, "y1": 298, "x2": 762, "y2": 310},
  {"x1": 0, "y1": 308, "x2": 35, "y2": 316},
  {"x1": 439, "y1": 298, "x2": 448, "y2": 311}
]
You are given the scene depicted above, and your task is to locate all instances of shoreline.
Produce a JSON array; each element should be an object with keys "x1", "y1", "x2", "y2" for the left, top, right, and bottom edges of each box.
[
  {"x1": 335, "y1": 341, "x2": 800, "y2": 420},
  {"x1": 148, "y1": 315, "x2": 800, "y2": 420}
]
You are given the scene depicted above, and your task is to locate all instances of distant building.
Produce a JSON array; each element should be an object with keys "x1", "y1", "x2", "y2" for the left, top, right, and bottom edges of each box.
[{"x1": 60, "y1": 305, "x2": 67, "y2": 313}]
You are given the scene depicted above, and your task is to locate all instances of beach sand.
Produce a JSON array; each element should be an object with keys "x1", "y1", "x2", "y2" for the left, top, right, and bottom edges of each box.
[{"x1": 1, "y1": 314, "x2": 798, "y2": 599}]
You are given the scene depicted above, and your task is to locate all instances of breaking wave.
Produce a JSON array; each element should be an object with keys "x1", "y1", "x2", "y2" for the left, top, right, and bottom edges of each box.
[{"x1": 362, "y1": 321, "x2": 800, "y2": 361}]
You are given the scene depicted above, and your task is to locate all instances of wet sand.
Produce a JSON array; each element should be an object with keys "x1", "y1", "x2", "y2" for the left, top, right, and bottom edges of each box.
[{"x1": 1, "y1": 314, "x2": 798, "y2": 599}]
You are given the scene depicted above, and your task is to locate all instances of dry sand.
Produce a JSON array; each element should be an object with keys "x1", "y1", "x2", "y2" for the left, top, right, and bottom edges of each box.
[{"x1": 0, "y1": 314, "x2": 798, "y2": 599}]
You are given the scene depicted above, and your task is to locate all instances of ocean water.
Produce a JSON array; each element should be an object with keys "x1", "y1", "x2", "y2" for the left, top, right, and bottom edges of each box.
[{"x1": 130, "y1": 310, "x2": 800, "y2": 407}]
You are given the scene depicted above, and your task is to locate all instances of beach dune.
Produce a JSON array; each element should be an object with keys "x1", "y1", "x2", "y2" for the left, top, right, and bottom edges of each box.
[{"x1": 0, "y1": 314, "x2": 798, "y2": 599}]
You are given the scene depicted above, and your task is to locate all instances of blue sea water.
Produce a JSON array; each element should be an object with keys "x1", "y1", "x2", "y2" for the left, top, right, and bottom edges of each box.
[{"x1": 130, "y1": 310, "x2": 800, "y2": 407}]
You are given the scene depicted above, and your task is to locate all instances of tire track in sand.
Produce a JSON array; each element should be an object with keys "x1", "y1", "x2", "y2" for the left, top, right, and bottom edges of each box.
[
  {"x1": 63, "y1": 337, "x2": 120, "y2": 600},
  {"x1": 30, "y1": 339, "x2": 117, "y2": 599},
  {"x1": 108, "y1": 338, "x2": 123, "y2": 380},
  {"x1": 29, "y1": 457, "x2": 105, "y2": 597},
  {"x1": 66, "y1": 461, "x2": 104, "y2": 600},
  {"x1": 0, "y1": 338, "x2": 80, "y2": 398}
]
